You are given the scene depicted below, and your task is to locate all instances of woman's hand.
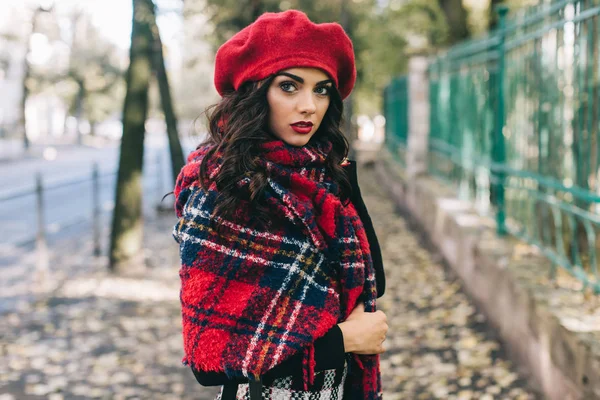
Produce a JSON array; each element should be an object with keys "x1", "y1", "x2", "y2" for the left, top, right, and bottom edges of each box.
[{"x1": 338, "y1": 303, "x2": 388, "y2": 355}]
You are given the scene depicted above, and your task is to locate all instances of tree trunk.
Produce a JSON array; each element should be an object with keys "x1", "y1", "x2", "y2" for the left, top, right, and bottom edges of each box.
[
  {"x1": 438, "y1": 0, "x2": 470, "y2": 44},
  {"x1": 74, "y1": 79, "x2": 85, "y2": 146},
  {"x1": 20, "y1": 8, "x2": 43, "y2": 150},
  {"x1": 150, "y1": 13, "x2": 185, "y2": 187},
  {"x1": 70, "y1": 12, "x2": 85, "y2": 146},
  {"x1": 20, "y1": 60, "x2": 30, "y2": 149},
  {"x1": 109, "y1": 0, "x2": 154, "y2": 272}
]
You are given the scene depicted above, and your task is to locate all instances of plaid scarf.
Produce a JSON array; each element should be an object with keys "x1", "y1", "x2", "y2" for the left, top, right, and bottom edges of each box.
[{"x1": 173, "y1": 138, "x2": 382, "y2": 399}]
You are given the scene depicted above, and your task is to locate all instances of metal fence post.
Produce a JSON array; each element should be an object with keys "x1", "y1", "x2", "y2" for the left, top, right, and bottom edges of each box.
[
  {"x1": 35, "y1": 172, "x2": 49, "y2": 274},
  {"x1": 493, "y1": 5, "x2": 509, "y2": 236},
  {"x1": 92, "y1": 162, "x2": 101, "y2": 256}
]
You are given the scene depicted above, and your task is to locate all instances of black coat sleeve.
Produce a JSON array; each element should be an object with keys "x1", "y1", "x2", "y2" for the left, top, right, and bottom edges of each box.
[
  {"x1": 190, "y1": 325, "x2": 346, "y2": 386},
  {"x1": 345, "y1": 161, "x2": 386, "y2": 298}
]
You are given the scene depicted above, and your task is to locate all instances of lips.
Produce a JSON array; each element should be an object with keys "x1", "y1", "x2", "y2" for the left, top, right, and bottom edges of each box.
[{"x1": 290, "y1": 121, "x2": 313, "y2": 134}]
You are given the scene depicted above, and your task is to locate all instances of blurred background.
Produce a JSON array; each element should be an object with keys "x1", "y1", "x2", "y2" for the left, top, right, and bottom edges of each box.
[
  {"x1": 0, "y1": 1, "x2": 556, "y2": 399},
  {"x1": 0, "y1": 0, "x2": 537, "y2": 152},
  {"x1": 0, "y1": 0, "x2": 538, "y2": 280}
]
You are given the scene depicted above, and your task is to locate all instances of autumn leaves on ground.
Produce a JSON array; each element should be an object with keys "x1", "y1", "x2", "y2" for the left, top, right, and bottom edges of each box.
[{"x1": 0, "y1": 166, "x2": 540, "y2": 399}]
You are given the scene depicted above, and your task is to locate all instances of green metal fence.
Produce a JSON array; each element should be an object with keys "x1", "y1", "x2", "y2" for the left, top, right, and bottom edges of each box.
[
  {"x1": 387, "y1": 0, "x2": 600, "y2": 293},
  {"x1": 384, "y1": 76, "x2": 409, "y2": 166}
]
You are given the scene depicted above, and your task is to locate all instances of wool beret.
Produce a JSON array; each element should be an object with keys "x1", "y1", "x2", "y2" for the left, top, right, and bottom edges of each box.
[{"x1": 214, "y1": 10, "x2": 356, "y2": 100}]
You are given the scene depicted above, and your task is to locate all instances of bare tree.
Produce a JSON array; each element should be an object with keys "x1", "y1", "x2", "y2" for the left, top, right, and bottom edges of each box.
[
  {"x1": 64, "y1": 12, "x2": 124, "y2": 142},
  {"x1": 437, "y1": 0, "x2": 470, "y2": 44},
  {"x1": 109, "y1": 0, "x2": 155, "y2": 272},
  {"x1": 20, "y1": 5, "x2": 53, "y2": 150},
  {"x1": 150, "y1": 15, "x2": 185, "y2": 186}
]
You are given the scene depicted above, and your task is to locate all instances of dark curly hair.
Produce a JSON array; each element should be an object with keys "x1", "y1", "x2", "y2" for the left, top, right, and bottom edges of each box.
[{"x1": 198, "y1": 75, "x2": 351, "y2": 227}]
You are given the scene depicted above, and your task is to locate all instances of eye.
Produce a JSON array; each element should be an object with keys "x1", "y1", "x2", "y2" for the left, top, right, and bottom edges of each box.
[
  {"x1": 279, "y1": 81, "x2": 297, "y2": 93},
  {"x1": 315, "y1": 86, "x2": 330, "y2": 96}
]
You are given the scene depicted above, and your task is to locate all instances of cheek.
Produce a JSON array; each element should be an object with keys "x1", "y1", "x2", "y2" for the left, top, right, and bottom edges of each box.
[
  {"x1": 269, "y1": 107, "x2": 286, "y2": 131},
  {"x1": 267, "y1": 93, "x2": 280, "y2": 125},
  {"x1": 267, "y1": 94, "x2": 291, "y2": 136},
  {"x1": 316, "y1": 101, "x2": 331, "y2": 124}
]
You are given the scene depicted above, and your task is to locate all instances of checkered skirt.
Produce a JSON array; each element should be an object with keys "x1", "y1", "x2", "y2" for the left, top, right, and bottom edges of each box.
[{"x1": 214, "y1": 362, "x2": 348, "y2": 400}]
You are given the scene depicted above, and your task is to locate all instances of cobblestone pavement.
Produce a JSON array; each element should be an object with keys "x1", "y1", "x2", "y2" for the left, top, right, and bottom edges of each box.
[{"x1": 0, "y1": 165, "x2": 540, "y2": 399}]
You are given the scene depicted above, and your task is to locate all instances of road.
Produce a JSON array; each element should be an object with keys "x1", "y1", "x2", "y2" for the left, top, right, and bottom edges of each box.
[
  {"x1": 0, "y1": 134, "x2": 199, "y2": 246},
  {"x1": 0, "y1": 133, "x2": 202, "y2": 315}
]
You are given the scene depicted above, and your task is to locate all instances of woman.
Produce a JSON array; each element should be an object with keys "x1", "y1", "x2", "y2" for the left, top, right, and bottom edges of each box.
[{"x1": 173, "y1": 10, "x2": 387, "y2": 400}]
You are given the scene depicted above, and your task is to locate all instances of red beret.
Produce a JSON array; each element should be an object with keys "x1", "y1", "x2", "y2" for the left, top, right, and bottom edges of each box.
[{"x1": 214, "y1": 10, "x2": 356, "y2": 100}]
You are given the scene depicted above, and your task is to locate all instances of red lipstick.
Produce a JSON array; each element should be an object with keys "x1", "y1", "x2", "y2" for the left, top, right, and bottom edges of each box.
[{"x1": 290, "y1": 121, "x2": 313, "y2": 134}]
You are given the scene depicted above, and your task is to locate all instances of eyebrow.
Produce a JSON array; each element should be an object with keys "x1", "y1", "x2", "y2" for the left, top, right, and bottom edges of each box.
[{"x1": 276, "y1": 72, "x2": 333, "y2": 86}]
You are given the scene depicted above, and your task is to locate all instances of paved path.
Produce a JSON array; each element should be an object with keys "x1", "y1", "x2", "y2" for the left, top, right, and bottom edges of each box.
[{"x1": 0, "y1": 165, "x2": 540, "y2": 399}]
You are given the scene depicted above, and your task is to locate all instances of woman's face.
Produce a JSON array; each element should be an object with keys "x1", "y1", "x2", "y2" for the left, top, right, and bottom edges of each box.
[{"x1": 266, "y1": 67, "x2": 333, "y2": 147}]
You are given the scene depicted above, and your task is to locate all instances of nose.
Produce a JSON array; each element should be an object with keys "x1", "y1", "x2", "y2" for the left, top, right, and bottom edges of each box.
[{"x1": 297, "y1": 90, "x2": 317, "y2": 115}]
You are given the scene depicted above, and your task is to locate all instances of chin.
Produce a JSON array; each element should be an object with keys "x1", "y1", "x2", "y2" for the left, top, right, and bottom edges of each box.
[{"x1": 281, "y1": 134, "x2": 313, "y2": 147}]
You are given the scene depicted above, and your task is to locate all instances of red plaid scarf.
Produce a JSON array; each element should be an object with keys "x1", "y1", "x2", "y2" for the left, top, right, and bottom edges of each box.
[{"x1": 173, "y1": 138, "x2": 382, "y2": 399}]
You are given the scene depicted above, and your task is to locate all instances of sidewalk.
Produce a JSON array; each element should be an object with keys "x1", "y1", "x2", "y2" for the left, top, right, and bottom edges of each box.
[
  {"x1": 0, "y1": 166, "x2": 540, "y2": 399},
  {"x1": 0, "y1": 210, "x2": 220, "y2": 400}
]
